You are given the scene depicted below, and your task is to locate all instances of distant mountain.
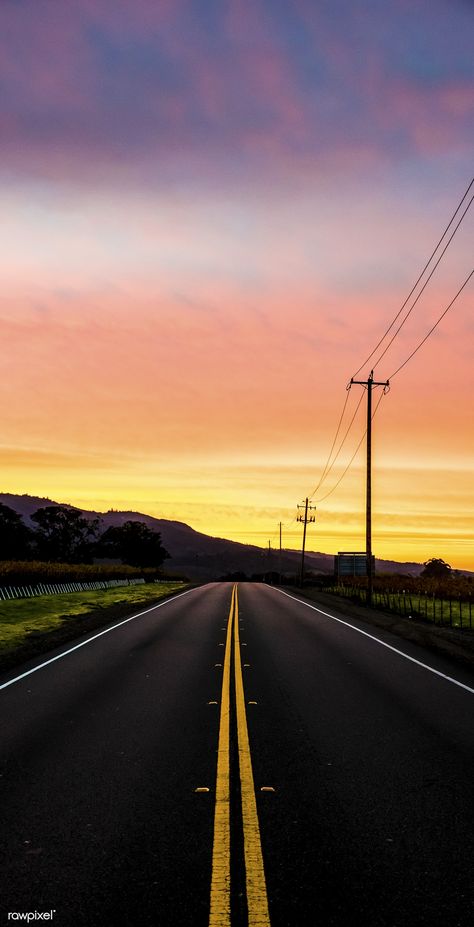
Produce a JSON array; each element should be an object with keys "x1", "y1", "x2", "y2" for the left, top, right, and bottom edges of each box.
[{"x1": 0, "y1": 492, "x2": 430, "y2": 580}]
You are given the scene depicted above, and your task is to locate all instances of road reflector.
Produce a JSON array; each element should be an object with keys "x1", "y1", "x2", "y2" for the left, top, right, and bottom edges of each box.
[
  {"x1": 248, "y1": 701, "x2": 258, "y2": 705},
  {"x1": 214, "y1": 663, "x2": 222, "y2": 667},
  {"x1": 195, "y1": 787, "x2": 210, "y2": 793},
  {"x1": 241, "y1": 642, "x2": 247, "y2": 646},
  {"x1": 243, "y1": 663, "x2": 250, "y2": 667},
  {"x1": 260, "y1": 787, "x2": 275, "y2": 793},
  {"x1": 208, "y1": 700, "x2": 218, "y2": 705}
]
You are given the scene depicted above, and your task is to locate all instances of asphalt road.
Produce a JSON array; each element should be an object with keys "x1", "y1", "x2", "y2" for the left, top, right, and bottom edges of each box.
[{"x1": 0, "y1": 582, "x2": 473, "y2": 927}]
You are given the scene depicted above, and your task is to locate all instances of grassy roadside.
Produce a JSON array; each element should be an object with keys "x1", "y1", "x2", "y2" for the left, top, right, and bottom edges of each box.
[
  {"x1": 0, "y1": 582, "x2": 190, "y2": 673},
  {"x1": 288, "y1": 586, "x2": 474, "y2": 669}
]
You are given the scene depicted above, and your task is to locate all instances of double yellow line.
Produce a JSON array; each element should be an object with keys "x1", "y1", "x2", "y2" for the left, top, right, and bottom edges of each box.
[{"x1": 209, "y1": 585, "x2": 270, "y2": 927}]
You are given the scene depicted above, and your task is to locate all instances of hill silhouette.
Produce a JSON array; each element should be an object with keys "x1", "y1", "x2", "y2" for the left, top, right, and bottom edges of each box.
[{"x1": 0, "y1": 493, "x2": 427, "y2": 580}]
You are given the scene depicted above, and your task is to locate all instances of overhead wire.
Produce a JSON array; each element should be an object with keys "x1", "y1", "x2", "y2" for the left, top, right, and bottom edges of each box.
[
  {"x1": 310, "y1": 388, "x2": 365, "y2": 498},
  {"x1": 314, "y1": 390, "x2": 386, "y2": 504},
  {"x1": 297, "y1": 262, "x2": 471, "y2": 518},
  {"x1": 309, "y1": 262, "x2": 471, "y2": 509},
  {"x1": 389, "y1": 267, "x2": 474, "y2": 380},
  {"x1": 351, "y1": 176, "x2": 474, "y2": 379},
  {"x1": 272, "y1": 177, "x2": 473, "y2": 546},
  {"x1": 371, "y1": 195, "x2": 473, "y2": 371},
  {"x1": 309, "y1": 388, "x2": 352, "y2": 498},
  {"x1": 310, "y1": 179, "x2": 473, "y2": 511}
]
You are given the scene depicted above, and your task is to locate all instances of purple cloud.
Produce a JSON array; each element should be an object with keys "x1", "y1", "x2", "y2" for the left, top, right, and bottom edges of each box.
[{"x1": 0, "y1": 0, "x2": 472, "y2": 185}]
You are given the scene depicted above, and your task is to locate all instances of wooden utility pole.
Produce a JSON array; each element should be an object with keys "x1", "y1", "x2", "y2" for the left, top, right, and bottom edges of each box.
[
  {"x1": 297, "y1": 498, "x2": 316, "y2": 587},
  {"x1": 350, "y1": 370, "x2": 389, "y2": 606},
  {"x1": 279, "y1": 521, "x2": 282, "y2": 585}
]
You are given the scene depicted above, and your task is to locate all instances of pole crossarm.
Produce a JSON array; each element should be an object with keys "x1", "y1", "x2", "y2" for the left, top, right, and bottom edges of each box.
[
  {"x1": 350, "y1": 376, "x2": 390, "y2": 389},
  {"x1": 349, "y1": 370, "x2": 388, "y2": 607},
  {"x1": 297, "y1": 498, "x2": 317, "y2": 586}
]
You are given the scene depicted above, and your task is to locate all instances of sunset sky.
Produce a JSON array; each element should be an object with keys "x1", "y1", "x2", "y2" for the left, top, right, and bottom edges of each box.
[{"x1": 1, "y1": 1, "x2": 473, "y2": 569}]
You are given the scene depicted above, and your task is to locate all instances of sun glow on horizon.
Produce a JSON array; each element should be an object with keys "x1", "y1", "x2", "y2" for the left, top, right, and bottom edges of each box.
[{"x1": 2, "y1": 445, "x2": 473, "y2": 569}]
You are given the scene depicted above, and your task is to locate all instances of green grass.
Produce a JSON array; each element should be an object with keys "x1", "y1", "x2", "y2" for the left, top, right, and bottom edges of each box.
[
  {"x1": 0, "y1": 582, "x2": 187, "y2": 658},
  {"x1": 374, "y1": 592, "x2": 473, "y2": 628},
  {"x1": 329, "y1": 584, "x2": 473, "y2": 629}
]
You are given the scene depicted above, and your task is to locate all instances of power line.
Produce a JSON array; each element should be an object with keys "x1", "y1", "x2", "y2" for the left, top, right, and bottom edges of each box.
[
  {"x1": 271, "y1": 180, "x2": 473, "y2": 556},
  {"x1": 310, "y1": 389, "x2": 365, "y2": 498},
  {"x1": 310, "y1": 387, "x2": 351, "y2": 497},
  {"x1": 280, "y1": 265, "x2": 471, "y2": 535},
  {"x1": 315, "y1": 434, "x2": 365, "y2": 503},
  {"x1": 308, "y1": 179, "x2": 473, "y2": 518},
  {"x1": 371, "y1": 196, "x2": 473, "y2": 371},
  {"x1": 389, "y1": 267, "x2": 474, "y2": 380},
  {"x1": 314, "y1": 391, "x2": 386, "y2": 504},
  {"x1": 351, "y1": 176, "x2": 474, "y2": 379}
]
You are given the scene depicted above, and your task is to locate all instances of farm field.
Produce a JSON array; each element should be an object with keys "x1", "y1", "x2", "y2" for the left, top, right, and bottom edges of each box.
[{"x1": 0, "y1": 559, "x2": 164, "y2": 584}]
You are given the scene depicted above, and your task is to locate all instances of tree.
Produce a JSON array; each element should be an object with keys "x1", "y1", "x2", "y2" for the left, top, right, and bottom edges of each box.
[
  {"x1": 421, "y1": 558, "x2": 452, "y2": 579},
  {"x1": 31, "y1": 506, "x2": 100, "y2": 563},
  {"x1": 0, "y1": 504, "x2": 32, "y2": 560},
  {"x1": 98, "y1": 521, "x2": 169, "y2": 568}
]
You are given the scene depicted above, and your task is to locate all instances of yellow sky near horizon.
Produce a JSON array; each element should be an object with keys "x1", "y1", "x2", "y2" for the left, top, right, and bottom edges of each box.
[{"x1": 2, "y1": 437, "x2": 473, "y2": 569}]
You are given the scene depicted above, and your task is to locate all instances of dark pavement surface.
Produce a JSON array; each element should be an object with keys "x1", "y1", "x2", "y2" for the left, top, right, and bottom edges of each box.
[{"x1": 1, "y1": 582, "x2": 473, "y2": 927}]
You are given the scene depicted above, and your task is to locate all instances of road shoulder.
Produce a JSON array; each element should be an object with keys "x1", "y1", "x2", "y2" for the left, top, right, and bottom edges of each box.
[
  {"x1": 282, "y1": 586, "x2": 474, "y2": 670},
  {"x1": 0, "y1": 584, "x2": 195, "y2": 676}
]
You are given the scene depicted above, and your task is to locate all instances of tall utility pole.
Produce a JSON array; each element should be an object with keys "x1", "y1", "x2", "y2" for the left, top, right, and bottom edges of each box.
[
  {"x1": 350, "y1": 370, "x2": 389, "y2": 606},
  {"x1": 297, "y1": 498, "x2": 316, "y2": 586},
  {"x1": 279, "y1": 522, "x2": 282, "y2": 586}
]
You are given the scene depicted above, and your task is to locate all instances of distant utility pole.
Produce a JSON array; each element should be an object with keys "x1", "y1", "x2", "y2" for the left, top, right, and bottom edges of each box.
[
  {"x1": 297, "y1": 498, "x2": 316, "y2": 587},
  {"x1": 279, "y1": 522, "x2": 282, "y2": 586},
  {"x1": 350, "y1": 369, "x2": 389, "y2": 607}
]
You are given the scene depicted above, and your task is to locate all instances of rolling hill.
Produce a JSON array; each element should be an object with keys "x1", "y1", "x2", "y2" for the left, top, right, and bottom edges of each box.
[{"x1": 0, "y1": 493, "x2": 427, "y2": 580}]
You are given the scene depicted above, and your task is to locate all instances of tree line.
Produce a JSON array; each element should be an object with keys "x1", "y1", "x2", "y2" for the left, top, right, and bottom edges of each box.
[{"x1": 0, "y1": 504, "x2": 169, "y2": 568}]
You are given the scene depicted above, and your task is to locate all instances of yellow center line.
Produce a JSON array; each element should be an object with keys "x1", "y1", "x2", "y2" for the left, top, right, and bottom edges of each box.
[
  {"x1": 209, "y1": 585, "x2": 234, "y2": 927},
  {"x1": 209, "y1": 584, "x2": 271, "y2": 926},
  {"x1": 233, "y1": 586, "x2": 271, "y2": 926}
]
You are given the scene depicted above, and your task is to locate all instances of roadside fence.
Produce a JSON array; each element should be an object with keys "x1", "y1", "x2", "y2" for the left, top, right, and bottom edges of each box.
[
  {"x1": 0, "y1": 577, "x2": 146, "y2": 602},
  {"x1": 325, "y1": 583, "x2": 473, "y2": 631}
]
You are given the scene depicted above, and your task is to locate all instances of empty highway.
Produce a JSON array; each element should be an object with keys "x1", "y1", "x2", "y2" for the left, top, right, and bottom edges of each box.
[{"x1": 0, "y1": 582, "x2": 473, "y2": 926}]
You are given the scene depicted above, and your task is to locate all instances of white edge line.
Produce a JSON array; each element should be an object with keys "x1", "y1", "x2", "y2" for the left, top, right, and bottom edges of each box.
[
  {"x1": 0, "y1": 587, "x2": 197, "y2": 693},
  {"x1": 273, "y1": 587, "x2": 474, "y2": 696}
]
